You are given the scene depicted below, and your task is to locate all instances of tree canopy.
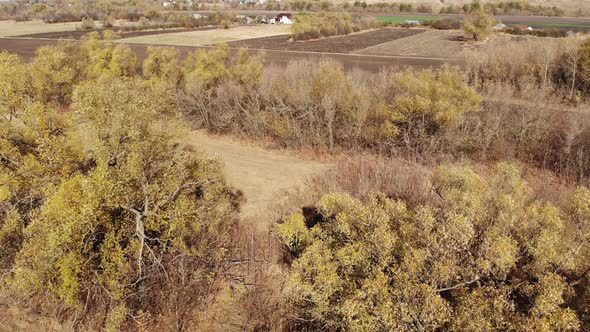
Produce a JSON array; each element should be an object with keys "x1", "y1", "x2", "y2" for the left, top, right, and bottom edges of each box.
[
  {"x1": 0, "y1": 41, "x2": 242, "y2": 330},
  {"x1": 278, "y1": 163, "x2": 589, "y2": 331},
  {"x1": 462, "y1": 9, "x2": 495, "y2": 41}
]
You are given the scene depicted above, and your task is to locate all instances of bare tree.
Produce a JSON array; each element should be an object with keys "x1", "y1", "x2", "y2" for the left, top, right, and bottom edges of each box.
[{"x1": 565, "y1": 39, "x2": 582, "y2": 99}]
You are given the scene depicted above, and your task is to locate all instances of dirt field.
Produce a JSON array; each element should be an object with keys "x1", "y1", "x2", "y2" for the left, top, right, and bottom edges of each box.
[
  {"x1": 187, "y1": 131, "x2": 331, "y2": 222},
  {"x1": 0, "y1": 37, "x2": 461, "y2": 71},
  {"x1": 0, "y1": 20, "x2": 89, "y2": 37},
  {"x1": 356, "y1": 29, "x2": 465, "y2": 59},
  {"x1": 227, "y1": 28, "x2": 464, "y2": 59},
  {"x1": 228, "y1": 28, "x2": 424, "y2": 53},
  {"x1": 117, "y1": 25, "x2": 290, "y2": 47}
]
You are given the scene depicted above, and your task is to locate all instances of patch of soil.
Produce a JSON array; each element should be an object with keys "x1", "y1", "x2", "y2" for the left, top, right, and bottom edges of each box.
[
  {"x1": 227, "y1": 28, "x2": 425, "y2": 53},
  {"x1": 17, "y1": 26, "x2": 217, "y2": 40},
  {"x1": 356, "y1": 30, "x2": 464, "y2": 59}
]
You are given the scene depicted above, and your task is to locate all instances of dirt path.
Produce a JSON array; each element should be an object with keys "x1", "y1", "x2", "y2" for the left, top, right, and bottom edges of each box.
[{"x1": 187, "y1": 131, "x2": 331, "y2": 222}]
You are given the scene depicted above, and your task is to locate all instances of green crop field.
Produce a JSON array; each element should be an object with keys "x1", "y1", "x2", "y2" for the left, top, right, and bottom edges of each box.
[
  {"x1": 376, "y1": 16, "x2": 443, "y2": 24},
  {"x1": 522, "y1": 22, "x2": 590, "y2": 30}
]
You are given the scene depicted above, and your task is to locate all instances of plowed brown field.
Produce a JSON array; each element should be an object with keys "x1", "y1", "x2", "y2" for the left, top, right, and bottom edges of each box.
[
  {"x1": 356, "y1": 29, "x2": 464, "y2": 59},
  {"x1": 227, "y1": 28, "x2": 424, "y2": 53}
]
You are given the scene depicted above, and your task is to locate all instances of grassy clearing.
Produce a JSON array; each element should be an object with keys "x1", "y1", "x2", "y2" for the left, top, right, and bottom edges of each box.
[
  {"x1": 187, "y1": 130, "x2": 331, "y2": 224},
  {"x1": 0, "y1": 20, "x2": 83, "y2": 37},
  {"x1": 117, "y1": 25, "x2": 291, "y2": 46},
  {"x1": 376, "y1": 16, "x2": 442, "y2": 24}
]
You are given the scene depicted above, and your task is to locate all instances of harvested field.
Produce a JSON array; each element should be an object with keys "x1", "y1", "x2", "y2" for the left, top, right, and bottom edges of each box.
[
  {"x1": 17, "y1": 27, "x2": 216, "y2": 40},
  {"x1": 356, "y1": 29, "x2": 464, "y2": 59},
  {"x1": 117, "y1": 25, "x2": 290, "y2": 47},
  {"x1": 0, "y1": 20, "x2": 84, "y2": 37},
  {"x1": 228, "y1": 28, "x2": 424, "y2": 53}
]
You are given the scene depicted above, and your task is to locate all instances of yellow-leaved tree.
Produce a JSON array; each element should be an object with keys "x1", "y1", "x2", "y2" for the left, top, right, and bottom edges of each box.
[
  {"x1": 7, "y1": 76, "x2": 242, "y2": 330},
  {"x1": 278, "y1": 163, "x2": 588, "y2": 331},
  {"x1": 462, "y1": 9, "x2": 495, "y2": 41}
]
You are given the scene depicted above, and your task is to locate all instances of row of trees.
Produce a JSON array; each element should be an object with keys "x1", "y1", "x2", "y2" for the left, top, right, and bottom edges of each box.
[
  {"x1": 441, "y1": 1, "x2": 564, "y2": 17},
  {"x1": 253, "y1": 0, "x2": 569, "y2": 17},
  {"x1": 465, "y1": 37, "x2": 590, "y2": 99},
  {"x1": 291, "y1": 11, "x2": 378, "y2": 41}
]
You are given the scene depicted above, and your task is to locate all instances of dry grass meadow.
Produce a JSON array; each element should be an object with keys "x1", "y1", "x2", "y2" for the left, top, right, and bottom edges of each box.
[
  {"x1": 117, "y1": 25, "x2": 291, "y2": 47},
  {"x1": 187, "y1": 130, "x2": 331, "y2": 225},
  {"x1": 0, "y1": 20, "x2": 84, "y2": 37}
]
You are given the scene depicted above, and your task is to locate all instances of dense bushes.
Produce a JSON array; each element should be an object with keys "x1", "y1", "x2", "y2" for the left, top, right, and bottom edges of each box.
[
  {"x1": 291, "y1": 11, "x2": 377, "y2": 41},
  {"x1": 187, "y1": 59, "x2": 480, "y2": 154},
  {"x1": 465, "y1": 37, "x2": 590, "y2": 98},
  {"x1": 41, "y1": 8, "x2": 81, "y2": 23},
  {"x1": 292, "y1": 12, "x2": 354, "y2": 41},
  {"x1": 180, "y1": 49, "x2": 588, "y2": 184},
  {"x1": 461, "y1": 36, "x2": 590, "y2": 183},
  {"x1": 0, "y1": 37, "x2": 241, "y2": 330},
  {"x1": 278, "y1": 163, "x2": 589, "y2": 330},
  {"x1": 424, "y1": 18, "x2": 461, "y2": 30},
  {"x1": 503, "y1": 26, "x2": 567, "y2": 38}
]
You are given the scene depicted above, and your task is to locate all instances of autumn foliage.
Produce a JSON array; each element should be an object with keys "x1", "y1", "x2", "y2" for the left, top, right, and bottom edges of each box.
[
  {"x1": 278, "y1": 164, "x2": 589, "y2": 330},
  {"x1": 0, "y1": 31, "x2": 589, "y2": 330}
]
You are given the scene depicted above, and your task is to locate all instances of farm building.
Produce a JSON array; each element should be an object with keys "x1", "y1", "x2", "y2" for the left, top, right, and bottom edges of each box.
[
  {"x1": 239, "y1": 0, "x2": 267, "y2": 4},
  {"x1": 493, "y1": 23, "x2": 507, "y2": 30},
  {"x1": 270, "y1": 13, "x2": 292, "y2": 24}
]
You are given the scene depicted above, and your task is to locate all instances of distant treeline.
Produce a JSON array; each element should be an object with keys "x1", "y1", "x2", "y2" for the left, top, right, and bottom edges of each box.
[
  {"x1": 440, "y1": 1, "x2": 564, "y2": 17},
  {"x1": 250, "y1": 0, "x2": 571, "y2": 16}
]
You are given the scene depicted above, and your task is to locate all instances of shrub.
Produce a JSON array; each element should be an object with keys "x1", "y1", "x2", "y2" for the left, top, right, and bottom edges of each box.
[
  {"x1": 138, "y1": 16, "x2": 150, "y2": 28},
  {"x1": 462, "y1": 9, "x2": 495, "y2": 41},
  {"x1": 291, "y1": 11, "x2": 356, "y2": 41},
  {"x1": 42, "y1": 9, "x2": 79, "y2": 23},
  {"x1": 426, "y1": 18, "x2": 461, "y2": 30},
  {"x1": 220, "y1": 19, "x2": 232, "y2": 29},
  {"x1": 102, "y1": 15, "x2": 116, "y2": 28},
  {"x1": 80, "y1": 17, "x2": 95, "y2": 30},
  {"x1": 278, "y1": 164, "x2": 588, "y2": 331}
]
